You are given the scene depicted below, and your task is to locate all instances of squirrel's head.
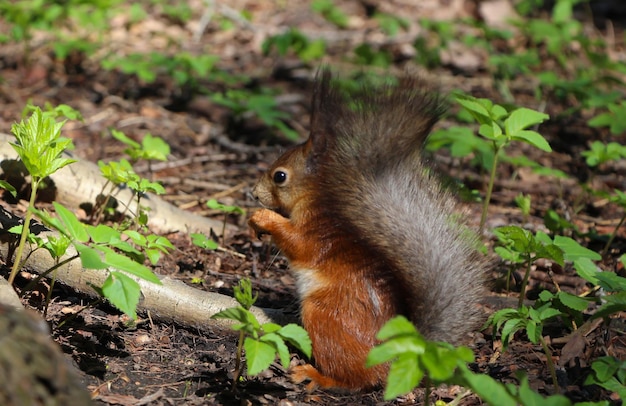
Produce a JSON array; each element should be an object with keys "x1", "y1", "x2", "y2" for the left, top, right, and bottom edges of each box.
[{"x1": 251, "y1": 139, "x2": 316, "y2": 218}]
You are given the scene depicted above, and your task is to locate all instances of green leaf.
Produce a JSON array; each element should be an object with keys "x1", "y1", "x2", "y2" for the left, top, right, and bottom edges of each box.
[
  {"x1": 478, "y1": 122, "x2": 503, "y2": 140},
  {"x1": 261, "y1": 322, "x2": 282, "y2": 334},
  {"x1": 505, "y1": 108, "x2": 549, "y2": 138},
  {"x1": 101, "y1": 271, "x2": 140, "y2": 319},
  {"x1": 277, "y1": 323, "x2": 312, "y2": 358},
  {"x1": 141, "y1": 133, "x2": 170, "y2": 161},
  {"x1": 573, "y1": 258, "x2": 599, "y2": 284},
  {"x1": 101, "y1": 249, "x2": 161, "y2": 284},
  {"x1": 233, "y1": 278, "x2": 257, "y2": 309},
  {"x1": 0, "y1": 180, "x2": 17, "y2": 197},
  {"x1": 495, "y1": 246, "x2": 524, "y2": 263},
  {"x1": 10, "y1": 107, "x2": 77, "y2": 180},
  {"x1": 552, "y1": 0, "x2": 573, "y2": 23},
  {"x1": 511, "y1": 130, "x2": 552, "y2": 152},
  {"x1": 376, "y1": 315, "x2": 418, "y2": 340},
  {"x1": 421, "y1": 344, "x2": 469, "y2": 381},
  {"x1": 500, "y1": 318, "x2": 526, "y2": 347},
  {"x1": 458, "y1": 365, "x2": 517, "y2": 406},
  {"x1": 244, "y1": 337, "x2": 276, "y2": 375},
  {"x1": 74, "y1": 244, "x2": 108, "y2": 269},
  {"x1": 538, "y1": 243, "x2": 565, "y2": 267},
  {"x1": 111, "y1": 129, "x2": 140, "y2": 149},
  {"x1": 525, "y1": 320, "x2": 540, "y2": 344},
  {"x1": 594, "y1": 272, "x2": 626, "y2": 292},
  {"x1": 146, "y1": 235, "x2": 174, "y2": 251},
  {"x1": 144, "y1": 249, "x2": 160, "y2": 265},
  {"x1": 514, "y1": 193, "x2": 531, "y2": 216},
  {"x1": 383, "y1": 352, "x2": 423, "y2": 400},
  {"x1": 86, "y1": 224, "x2": 121, "y2": 244},
  {"x1": 494, "y1": 225, "x2": 532, "y2": 251},
  {"x1": 590, "y1": 357, "x2": 622, "y2": 383},
  {"x1": 122, "y1": 230, "x2": 146, "y2": 246},
  {"x1": 47, "y1": 104, "x2": 82, "y2": 121},
  {"x1": 52, "y1": 202, "x2": 88, "y2": 242},
  {"x1": 41, "y1": 234, "x2": 71, "y2": 258},
  {"x1": 211, "y1": 307, "x2": 260, "y2": 332},
  {"x1": 489, "y1": 105, "x2": 507, "y2": 121},
  {"x1": 190, "y1": 233, "x2": 219, "y2": 250},
  {"x1": 299, "y1": 39, "x2": 326, "y2": 61},
  {"x1": 519, "y1": 374, "x2": 571, "y2": 406},
  {"x1": 367, "y1": 335, "x2": 425, "y2": 366},
  {"x1": 206, "y1": 199, "x2": 245, "y2": 215},
  {"x1": 456, "y1": 97, "x2": 492, "y2": 124},
  {"x1": 553, "y1": 236, "x2": 601, "y2": 261},
  {"x1": 536, "y1": 307, "x2": 562, "y2": 322},
  {"x1": 556, "y1": 292, "x2": 590, "y2": 312},
  {"x1": 486, "y1": 308, "x2": 521, "y2": 330},
  {"x1": 260, "y1": 333, "x2": 290, "y2": 368}
]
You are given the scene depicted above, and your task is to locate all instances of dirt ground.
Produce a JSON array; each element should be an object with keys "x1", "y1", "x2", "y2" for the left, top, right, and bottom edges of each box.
[{"x1": 0, "y1": 0, "x2": 625, "y2": 405}]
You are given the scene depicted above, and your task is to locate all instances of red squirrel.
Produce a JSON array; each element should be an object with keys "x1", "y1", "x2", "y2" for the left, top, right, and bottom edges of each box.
[{"x1": 249, "y1": 69, "x2": 486, "y2": 391}]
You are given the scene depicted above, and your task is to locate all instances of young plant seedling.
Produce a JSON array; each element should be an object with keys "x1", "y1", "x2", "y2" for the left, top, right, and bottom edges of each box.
[
  {"x1": 491, "y1": 225, "x2": 606, "y2": 392},
  {"x1": 110, "y1": 129, "x2": 170, "y2": 165},
  {"x1": 262, "y1": 28, "x2": 326, "y2": 63},
  {"x1": 190, "y1": 233, "x2": 219, "y2": 250},
  {"x1": 486, "y1": 301, "x2": 563, "y2": 392},
  {"x1": 7, "y1": 105, "x2": 78, "y2": 285},
  {"x1": 96, "y1": 158, "x2": 165, "y2": 226},
  {"x1": 514, "y1": 193, "x2": 532, "y2": 223},
  {"x1": 494, "y1": 226, "x2": 601, "y2": 307},
  {"x1": 210, "y1": 88, "x2": 299, "y2": 140},
  {"x1": 311, "y1": 0, "x2": 348, "y2": 28},
  {"x1": 455, "y1": 94, "x2": 550, "y2": 231},
  {"x1": 494, "y1": 226, "x2": 563, "y2": 307},
  {"x1": 205, "y1": 198, "x2": 246, "y2": 244},
  {"x1": 584, "y1": 356, "x2": 626, "y2": 401},
  {"x1": 588, "y1": 101, "x2": 626, "y2": 136},
  {"x1": 211, "y1": 278, "x2": 311, "y2": 391}
]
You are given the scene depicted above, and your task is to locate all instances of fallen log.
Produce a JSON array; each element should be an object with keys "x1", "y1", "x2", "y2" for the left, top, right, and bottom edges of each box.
[{"x1": 0, "y1": 223, "x2": 290, "y2": 329}]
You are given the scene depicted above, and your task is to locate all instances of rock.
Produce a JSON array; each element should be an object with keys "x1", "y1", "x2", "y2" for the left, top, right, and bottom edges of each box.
[{"x1": 0, "y1": 304, "x2": 92, "y2": 405}]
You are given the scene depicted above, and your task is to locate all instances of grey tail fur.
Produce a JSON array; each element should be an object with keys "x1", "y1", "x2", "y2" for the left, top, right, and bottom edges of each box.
[{"x1": 310, "y1": 69, "x2": 486, "y2": 343}]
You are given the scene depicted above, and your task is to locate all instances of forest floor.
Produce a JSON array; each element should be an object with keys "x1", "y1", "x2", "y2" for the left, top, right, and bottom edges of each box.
[{"x1": 0, "y1": 0, "x2": 625, "y2": 405}]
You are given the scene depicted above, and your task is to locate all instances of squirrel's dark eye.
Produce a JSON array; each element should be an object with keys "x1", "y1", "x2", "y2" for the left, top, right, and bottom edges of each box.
[{"x1": 273, "y1": 170, "x2": 287, "y2": 184}]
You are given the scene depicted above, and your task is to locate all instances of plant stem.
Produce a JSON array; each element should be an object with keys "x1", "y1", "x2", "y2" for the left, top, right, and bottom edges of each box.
[
  {"x1": 221, "y1": 217, "x2": 226, "y2": 246},
  {"x1": 518, "y1": 257, "x2": 532, "y2": 309},
  {"x1": 8, "y1": 178, "x2": 40, "y2": 285},
  {"x1": 43, "y1": 262, "x2": 58, "y2": 318},
  {"x1": 231, "y1": 330, "x2": 245, "y2": 392},
  {"x1": 540, "y1": 336, "x2": 560, "y2": 393},
  {"x1": 480, "y1": 147, "x2": 501, "y2": 232},
  {"x1": 423, "y1": 376, "x2": 431, "y2": 406},
  {"x1": 601, "y1": 211, "x2": 625, "y2": 257},
  {"x1": 22, "y1": 254, "x2": 80, "y2": 294}
]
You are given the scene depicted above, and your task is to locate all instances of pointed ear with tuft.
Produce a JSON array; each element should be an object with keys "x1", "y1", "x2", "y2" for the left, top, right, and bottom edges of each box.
[{"x1": 305, "y1": 68, "x2": 335, "y2": 171}]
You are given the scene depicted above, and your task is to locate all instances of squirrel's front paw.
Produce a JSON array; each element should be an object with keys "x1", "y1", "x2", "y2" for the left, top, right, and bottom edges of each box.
[{"x1": 248, "y1": 208, "x2": 280, "y2": 238}]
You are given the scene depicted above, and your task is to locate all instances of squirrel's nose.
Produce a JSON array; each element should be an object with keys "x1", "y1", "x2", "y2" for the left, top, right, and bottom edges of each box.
[{"x1": 248, "y1": 189, "x2": 259, "y2": 201}]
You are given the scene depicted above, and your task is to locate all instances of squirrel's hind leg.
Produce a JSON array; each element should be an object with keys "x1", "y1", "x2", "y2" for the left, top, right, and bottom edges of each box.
[{"x1": 291, "y1": 364, "x2": 349, "y2": 392}]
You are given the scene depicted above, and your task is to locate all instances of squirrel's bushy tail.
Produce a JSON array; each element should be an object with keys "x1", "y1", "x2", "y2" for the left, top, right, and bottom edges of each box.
[{"x1": 311, "y1": 69, "x2": 486, "y2": 343}]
